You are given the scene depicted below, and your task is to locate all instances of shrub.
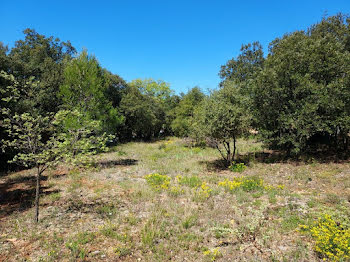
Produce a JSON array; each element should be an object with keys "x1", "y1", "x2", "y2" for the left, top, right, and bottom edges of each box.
[
  {"x1": 144, "y1": 173, "x2": 170, "y2": 191},
  {"x1": 300, "y1": 214, "x2": 350, "y2": 261},
  {"x1": 228, "y1": 162, "x2": 247, "y2": 172}
]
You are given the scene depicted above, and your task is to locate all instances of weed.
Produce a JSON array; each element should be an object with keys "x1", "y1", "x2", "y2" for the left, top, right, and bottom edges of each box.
[
  {"x1": 100, "y1": 223, "x2": 118, "y2": 238},
  {"x1": 65, "y1": 232, "x2": 95, "y2": 259},
  {"x1": 115, "y1": 245, "x2": 132, "y2": 258},
  {"x1": 144, "y1": 173, "x2": 170, "y2": 191},
  {"x1": 49, "y1": 192, "x2": 61, "y2": 202},
  {"x1": 229, "y1": 162, "x2": 247, "y2": 172},
  {"x1": 193, "y1": 182, "x2": 212, "y2": 201},
  {"x1": 182, "y1": 215, "x2": 198, "y2": 229}
]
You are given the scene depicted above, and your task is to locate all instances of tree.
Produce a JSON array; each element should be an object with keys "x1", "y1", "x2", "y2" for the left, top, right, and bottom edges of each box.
[
  {"x1": 104, "y1": 69, "x2": 128, "y2": 108},
  {"x1": 253, "y1": 14, "x2": 350, "y2": 154},
  {"x1": 59, "y1": 50, "x2": 124, "y2": 135},
  {"x1": 119, "y1": 86, "x2": 164, "y2": 140},
  {"x1": 1, "y1": 72, "x2": 59, "y2": 222},
  {"x1": 219, "y1": 41, "x2": 264, "y2": 86},
  {"x1": 120, "y1": 78, "x2": 173, "y2": 140},
  {"x1": 9, "y1": 28, "x2": 75, "y2": 114},
  {"x1": 1, "y1": 71, "x2": 112, "y2": 222},
  {"x1": 192, "y1": 83, "x2": 251, "y2": 164},
  {"x1": 53, "y1": 110, "x2": 113, "y2": 166},
  {"x1": 128, "y1": 78, "x2": 172, "y2": 101},
  {"x1": 171, "y1": 87, "x2": 205, "y2": 137}
]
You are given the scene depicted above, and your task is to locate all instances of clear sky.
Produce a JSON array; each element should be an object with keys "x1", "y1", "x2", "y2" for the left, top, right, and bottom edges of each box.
[{"x1": 1, "y1": 0, "x2": 350, "y2": 93}]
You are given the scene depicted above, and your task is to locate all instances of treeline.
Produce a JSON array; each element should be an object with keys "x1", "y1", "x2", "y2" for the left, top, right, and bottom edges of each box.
[{"x1": 2, "y1": 14, "x2": 350, "y2": 170}]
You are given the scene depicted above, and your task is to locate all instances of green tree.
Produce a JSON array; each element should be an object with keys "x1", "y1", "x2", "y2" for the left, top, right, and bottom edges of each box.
[
  {"x1": 171, "y1": 87, "x2": 205, "y2": 137},
  {"x1": 59, "y1": 50, "x2": 123, "y2": 135},
  {"x1": 9, "y1": 28, "x2": 75, "y2": 114},
  {"x1": 253, "y1": 14, "x2": 350, "y2": 154},
  {"x1": 1, "y1": 72, "x2": 59, "y2": 222},
  {"x1": 120, "y1": 86, "x2": 164, "y2": 140},
  {"x1": 1, "y1": 72, "x2": 112, "y2": 222},
  {"x1": 220, "y1": 41, "x2": 264, "y2": 86},
  {"x1": 128, "y1": 78, "x2": 172, "y2": 101},
  {"x1": 192, "y1": 83, "x2": 251, "y2": 164},
  {"x1": 104, "y1": 69, "x2": 128, "y2": 108}
]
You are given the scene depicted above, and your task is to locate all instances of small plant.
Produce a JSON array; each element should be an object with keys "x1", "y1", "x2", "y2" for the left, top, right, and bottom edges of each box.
[
  {"x1": 100, "y1": 223, "x2": 118, "y2": 238},
  {"x1": 193, "y1": 182, "x2": 212, "y2": 201},
  {"x1": 229, "y1": 162, "x2": 247, "y2": 172},
  {"x1": 182, "y1": 215, "x2": 198, "y2": 229},
  {"x1": 299, "y1": 214, "x2": 350, "y2": 261},
  {"x1": 168, "y1": 185, "x2": 184, "y2": 197},
  {"x1": 144, "y1": 173, "x2": 170, "y2": 191},
  {"x1": 203, "y1": 247, "x2": 222, "y2": 261}
]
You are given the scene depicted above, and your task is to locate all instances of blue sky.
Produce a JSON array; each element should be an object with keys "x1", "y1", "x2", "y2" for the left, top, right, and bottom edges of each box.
[{"x1": 1, "y1": 0, "x2": 350, "y2": 93}]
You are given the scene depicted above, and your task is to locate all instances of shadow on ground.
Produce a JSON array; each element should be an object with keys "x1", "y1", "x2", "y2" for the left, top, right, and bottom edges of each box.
[
  {"x1": 200, "y1": 150, "x2": 350, "y2": 172},
  {"x1": 0, "y1": 174, "x2": 60, "y2": 219},
  {"x1": 97, "y1": 159, "x2": 138, "y2": 169}
]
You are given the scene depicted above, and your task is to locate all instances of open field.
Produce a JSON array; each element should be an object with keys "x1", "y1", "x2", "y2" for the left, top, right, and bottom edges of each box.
[{"x1": 1, "y1": 137, "x2": 350, "y2": 261}]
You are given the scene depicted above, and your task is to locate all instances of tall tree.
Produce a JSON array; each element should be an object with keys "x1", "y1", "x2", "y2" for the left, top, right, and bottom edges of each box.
[
  {"x1": 9, "y1": 28, "x2": 76, "y2": 114},
  {"x1": 120, "y1": 86, "x2": 164, "y2": 140},
  {"x1": 59, "y1": 50, "x2": 123, "y2": 135},
  {"x1": 253, "y1": 14, "x2": 350, "y2": 154},
  {"x1": 171, "y1": 87, "x2": 205, "y2": 137}
]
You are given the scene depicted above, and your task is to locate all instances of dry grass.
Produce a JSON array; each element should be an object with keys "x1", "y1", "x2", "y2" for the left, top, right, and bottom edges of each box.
[{"x1": 0, "y1": 137, "x2": 349, "y2": 261}]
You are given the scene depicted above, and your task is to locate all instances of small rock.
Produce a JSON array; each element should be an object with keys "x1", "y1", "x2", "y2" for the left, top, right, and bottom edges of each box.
[{"x1": 91, "y1": 250, "x2": 100, "y2": 256}]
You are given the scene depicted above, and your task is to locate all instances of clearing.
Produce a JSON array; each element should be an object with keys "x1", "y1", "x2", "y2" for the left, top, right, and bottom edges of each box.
[{"x1": 0, "y1": 138, "x2": 349, "y2": 261}]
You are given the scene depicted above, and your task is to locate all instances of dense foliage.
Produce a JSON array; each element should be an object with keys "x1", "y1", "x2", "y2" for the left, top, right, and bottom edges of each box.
[{"x1": 220, "y1": 14, "x2": 350, "y2": 155}]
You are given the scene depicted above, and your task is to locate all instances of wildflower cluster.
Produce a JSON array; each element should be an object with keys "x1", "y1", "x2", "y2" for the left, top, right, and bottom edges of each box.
[
  {"x1": 228, "y1": 162, "x2": 247, "y2": 172},
  {"x1": 194, "y1": 182, "x2": 212, "y2": 201},
  {"x1": 144, "y1": 173, "x2": 184, "y2": 196},
  {"x1": 218, "y1": 176, "x2": 284, "y2": 192},
  {"x1": 299, "y1": 214, "x2": 350, "y2": 261},
  {"x1": 144, "y1": 173, "x2": 170, "y2": 191},
  {"x1": 203, "y1": 248, "x2": 222, "y2": 261}
]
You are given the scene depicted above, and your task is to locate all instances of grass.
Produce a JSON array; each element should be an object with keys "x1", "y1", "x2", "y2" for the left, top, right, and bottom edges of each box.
[{"x1": 0, "y1": 137, "x2": 350, "y2": 261}]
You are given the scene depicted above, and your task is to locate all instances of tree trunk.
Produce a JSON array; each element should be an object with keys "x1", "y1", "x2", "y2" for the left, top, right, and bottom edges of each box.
[
  {"x1": 233, "y1": 135, "x2": 236, "y2": 162},
  {"x1": 35, "y1": 166, "x2": 41, "y2": 223}
]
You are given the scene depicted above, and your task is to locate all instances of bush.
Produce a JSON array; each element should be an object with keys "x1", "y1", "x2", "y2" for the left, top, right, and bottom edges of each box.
[
  {"x1": 144, "y1": 173, "x2": 170, "y2": 191},
  {"x1": 228, "y1": 162, "x2": 247, "y2": 172},
  {"x1": 300, "y1": 214, "x2": 350, "y2": 261}
]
